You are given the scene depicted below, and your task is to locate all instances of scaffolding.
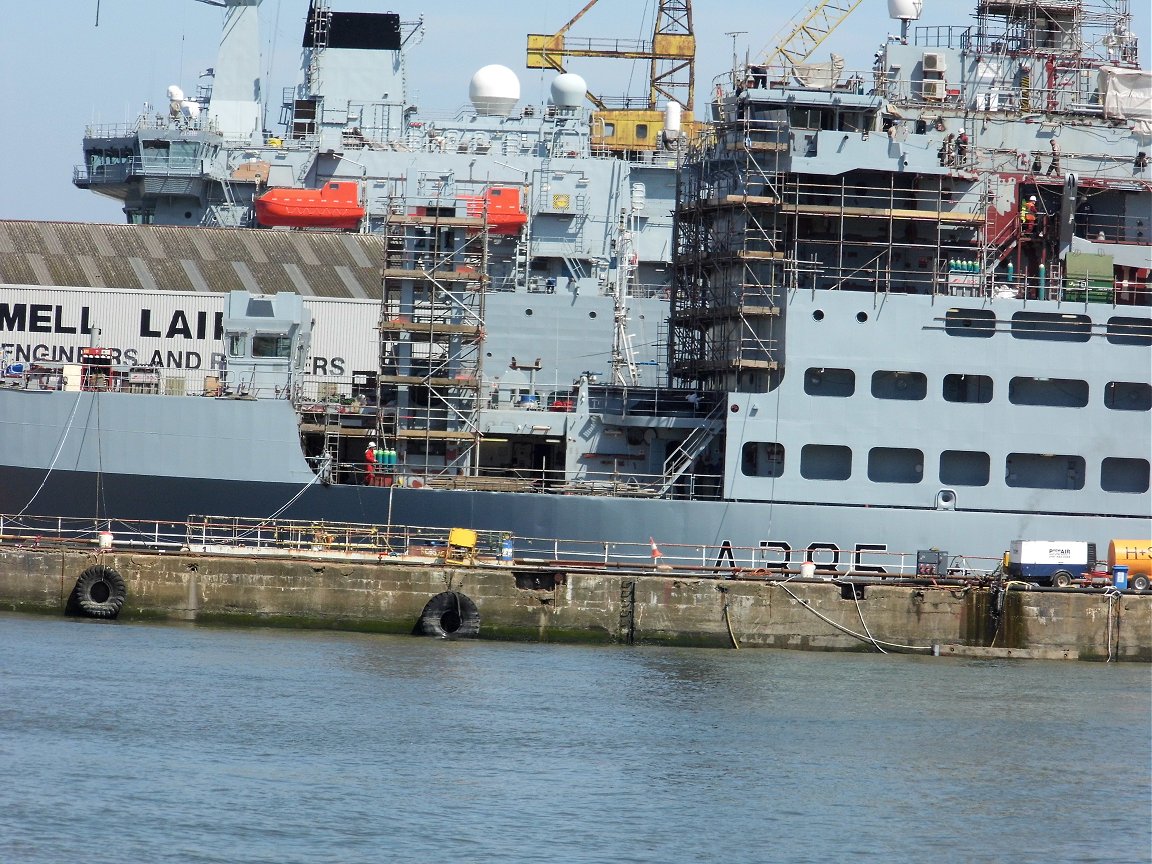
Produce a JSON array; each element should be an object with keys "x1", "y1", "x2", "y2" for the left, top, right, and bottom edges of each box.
[
  {"x1": 377, "y1": 194, "x2": 491, "y2": 477},
  {"x1": 672, "y1": 110, "x2": 1001, "y2": 391}
]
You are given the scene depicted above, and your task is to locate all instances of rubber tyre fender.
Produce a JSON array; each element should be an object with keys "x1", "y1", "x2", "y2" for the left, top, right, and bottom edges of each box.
[
  {"x1": 71, "y1": 565, "x2": 127, "y2": 619},
  {"x1": 419, "y1": 591, "x2": 480, "y2": 638},
  {"x1": 1051, "y1": 569, "x2": 1074, "y2": 589}
]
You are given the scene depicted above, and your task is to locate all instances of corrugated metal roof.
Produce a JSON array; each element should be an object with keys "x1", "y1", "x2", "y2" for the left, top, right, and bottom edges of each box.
[{"x1": 0, "y1": 221, "x2": 386, "y2": 299}]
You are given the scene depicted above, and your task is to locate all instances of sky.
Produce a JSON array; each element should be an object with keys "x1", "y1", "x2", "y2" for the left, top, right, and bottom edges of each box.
[{"x1": 0, "y1": 0, "x2": 1148, "y2": 224}]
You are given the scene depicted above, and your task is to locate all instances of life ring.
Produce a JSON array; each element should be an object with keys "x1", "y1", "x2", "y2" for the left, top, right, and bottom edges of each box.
[
  {"x1": 70, "y1": 565, "x2": 127, "y2": 619},
  {"x1": 419, "y1": 591, "x2": 480, "y2": 638}
]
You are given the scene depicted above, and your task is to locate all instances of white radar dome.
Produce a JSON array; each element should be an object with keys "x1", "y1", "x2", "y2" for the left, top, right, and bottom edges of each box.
[
  {"x1": 550, "y1": 73, "x2": 587, "y2": 108},
  {"x1": 469, "y1": 65, "x2": 521, "y2": 116},
  {"x1": 887, "y1": 0, "x2": 924, "y2": 20}
]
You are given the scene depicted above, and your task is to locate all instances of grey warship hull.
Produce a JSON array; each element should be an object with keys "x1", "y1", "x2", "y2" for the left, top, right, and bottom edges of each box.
[{"x1": 2, "y1": 0, "x2": 1150, "y2": 572}]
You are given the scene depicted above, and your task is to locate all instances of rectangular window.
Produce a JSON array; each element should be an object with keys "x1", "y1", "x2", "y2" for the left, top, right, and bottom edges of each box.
[
  {"x1": 1010, "y1": 312, "x2": 1091, "y2": 342},
  {"x1": 1106, "y1": 317, "x2": 1152, "y2": 346},
  {"x1": 800, "y1": 444, "x2": 852, "y2": 480},
  {"x1": 868, "y1": 447, "x2": 924, "y2": 483},
  {"x1": 1009, "y1": 377, "x2": 1088, "y2": 407},
  {"x1": 804, "y1": 367, "x2": 855, "y2": 397},
  {"x1": 871, "y1": 370, "x2": 927, "y2": 400},
  {"x1": 1101, "y1": 457, "x2": 1150, "y2": 493},
  {"x1": 252, "y1": 335, "x2": 292, "y2": 359},
  {"x1": 944, "y1": 308, "x2": 996, "y2": 337},
  {"x1": 940, "y1": 450, "x2": 990, "y2": 486},
  {"x1": 227, "y1": 333, "x2": 247, "y2": 358},
  {"x1": 741, "y1": 442, "x2": 785, "y2": 477},
  {"x1": 1104, "y1": 381, "x2": 1152, "y2": 411},
  {"x1": 943, "y1": 373, "x2": 993, "y2": 403},
  {"x1": 1006, "y1": 453, "x2": 1085, "y2": 490}
]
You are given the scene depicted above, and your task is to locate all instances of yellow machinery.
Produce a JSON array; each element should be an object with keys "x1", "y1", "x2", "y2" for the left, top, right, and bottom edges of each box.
[
  {"x1": 444, "y1": 528, "x2": 478, "y2": 565},
  {"x1": 526, "y1": 0, "x2": 697, "y2": 153}
]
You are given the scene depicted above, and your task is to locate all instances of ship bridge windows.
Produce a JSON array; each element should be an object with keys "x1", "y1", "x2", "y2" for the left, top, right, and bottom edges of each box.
[
  {"x1": 939, "y1": 450, "x2": 990, "y2": 487},
  {"x1": 800, "y1": 444, "x2": 852, "y2": 480},
  {"x1": 1104, "y1": 381, "x2": 1152, "y2": 411},
  {"x1": 804, "y1": 367, "x2": 855, "y2": 397},
  {"x1": 1010, "y1": 312, "x2": 1091, "y2": 342},
  {"x1": 787, "y1": 107, "x2": 875, "y2": 132},
  {"x1": 944, "y1": 308, "x2": 995, "y2": 337},
  {"x1": 741, "y1": 442, "x2": 785, "y2": 478},
  {"x1": 871, "y1": 370, "x2": 927, "y2": 400},
  {"x1": 227, "y1": 333, "x2": 246, "y2": 358},
  {"x1": 943, "y1": 373, "x2": 993, "y2": 403},
  {"x1": 1005, "y1": 453, "x2": 1086, "y2": 490},
  {"x1": 1008, "y1": 377, "x2": 1089, "y2": 408},
  {"x1": 1105, "y1": 316, "x2": 1152, "y2": 346},
  {"x1": 252, "y1": 335, "x2": 292, "y2": 359},
  {"x1": 867, "y1": 447, "x2": 924, "y2": 484},
  {"x1": 1101, "y1": 458, "x2": 1151, "y2": 494}
]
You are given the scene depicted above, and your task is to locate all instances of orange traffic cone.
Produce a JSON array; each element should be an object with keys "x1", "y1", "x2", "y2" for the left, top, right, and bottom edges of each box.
[{"x1": 650, "y1": 537, "x2": 662, "y2": 559}]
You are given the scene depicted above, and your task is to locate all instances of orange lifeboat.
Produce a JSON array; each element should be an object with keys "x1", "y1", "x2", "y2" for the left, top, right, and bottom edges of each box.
[
  {"x1": 255, "y1": 181, "x2": 365, "y2": 229},
  {"x1": 463, "y1": 186, "x2": 528, "y2": 235}
]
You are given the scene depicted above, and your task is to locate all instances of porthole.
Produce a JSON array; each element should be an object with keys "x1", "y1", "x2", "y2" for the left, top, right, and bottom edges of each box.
[
  {"x1": 812, "y1": 310, "x2": 825, "y2": 321},
  {"x1": 856, "y1": 312, "x2": 869, "y2": 323},
  {"x1": 525, "y1": 309, "x2": 534, "y2": 316},
  {"x1": 730, "y1": 404, "x2": 740, "y2": 413},
  {"x1": 588, "y1": 311, "x2": 597, "y2": 318},
  {"x1": 184, "y1": 211, "x2": 193, "y2": 220}
]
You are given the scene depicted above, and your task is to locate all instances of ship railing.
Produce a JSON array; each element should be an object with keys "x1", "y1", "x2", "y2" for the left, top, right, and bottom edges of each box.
[
  {"x1": 0, "y1": 514, "x2": 190, "y2": 550},
  {"x1": 81, "y1": 113, "x2": 216, "y2": 139},
  {"x1": 0, "y1": 513, "x2": 1003, "y2": 578},
  {"x1": 717, "y1": 63, "x2": 873, "y2": 98},
  {"x1": 0, "y1": 365, "x2": 265, "y2": 398}
]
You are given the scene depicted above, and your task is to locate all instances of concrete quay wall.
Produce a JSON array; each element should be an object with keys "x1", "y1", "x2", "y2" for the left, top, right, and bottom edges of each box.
[{"x1": 1, "y1": 547, "x2": 1149, "y2": 661}]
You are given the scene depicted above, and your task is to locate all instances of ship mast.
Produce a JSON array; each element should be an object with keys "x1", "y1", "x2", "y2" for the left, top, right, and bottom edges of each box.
[{"x1": 610, "y1": 200, "x2": 641, "y2": 387}]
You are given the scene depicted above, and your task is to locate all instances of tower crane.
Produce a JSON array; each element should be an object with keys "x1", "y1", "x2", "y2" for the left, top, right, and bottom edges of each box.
[{"x1": 526, "y1": 0, "x2": 696, "y2": 154}]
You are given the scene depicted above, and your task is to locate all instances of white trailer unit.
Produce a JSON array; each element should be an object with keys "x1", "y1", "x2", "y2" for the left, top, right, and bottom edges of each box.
[{"x1": 1007, "y1": 540, "x2": 1096, "y2": 587}]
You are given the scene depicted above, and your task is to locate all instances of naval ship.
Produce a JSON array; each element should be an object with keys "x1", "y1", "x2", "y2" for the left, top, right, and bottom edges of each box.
[{"x1": 0, "y1": 0, "x2": 1148, "y2": 574}]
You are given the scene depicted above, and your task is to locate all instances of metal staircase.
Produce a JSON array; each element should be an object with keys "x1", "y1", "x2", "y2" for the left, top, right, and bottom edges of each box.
[{"x1": 657, "y1": 400, "x2": 726, "y2": 497}]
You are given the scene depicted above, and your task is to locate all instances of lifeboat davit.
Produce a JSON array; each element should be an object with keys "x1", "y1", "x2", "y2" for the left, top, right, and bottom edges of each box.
[{"x1": 255, "y1": 181, "x2": 365, "y2": 230}]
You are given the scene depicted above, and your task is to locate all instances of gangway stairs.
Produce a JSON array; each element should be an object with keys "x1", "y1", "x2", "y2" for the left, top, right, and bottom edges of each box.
[{"x1": 657, "y1": 400, "x2": 726, "y2": 498}]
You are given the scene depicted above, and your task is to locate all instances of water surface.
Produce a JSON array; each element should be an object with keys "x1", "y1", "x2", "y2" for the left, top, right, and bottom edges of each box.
[{"x1": 0, "y1": 614, "x2": 1147, "y2": 863}]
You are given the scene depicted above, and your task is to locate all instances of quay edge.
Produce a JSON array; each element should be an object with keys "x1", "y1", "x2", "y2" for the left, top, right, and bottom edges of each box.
[{"x1": 0, "y1": 548, "x2": 1148, "y2": 661}]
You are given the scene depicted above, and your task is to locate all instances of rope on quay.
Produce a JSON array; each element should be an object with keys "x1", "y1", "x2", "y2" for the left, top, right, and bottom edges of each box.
[
  {"x1": 717, "y1": 585, "x2": 740, "y2": 650},
  {"x1": 773, "y1": 580, "x2": 934, "y2": 654},
  {"x1": 1104, "y1": 586, "x2": 1122, "y2": 662}
]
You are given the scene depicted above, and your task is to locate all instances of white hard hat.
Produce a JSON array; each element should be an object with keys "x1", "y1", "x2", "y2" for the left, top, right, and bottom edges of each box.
[
  {"x1": 1029, "y1": 196, "x2": 1037, "y2": 201},
  {"x1": 368, "y1": 441, "x2": 376, "y2": 447}
]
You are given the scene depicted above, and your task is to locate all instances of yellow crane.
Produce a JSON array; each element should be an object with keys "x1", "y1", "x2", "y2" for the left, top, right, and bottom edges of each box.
[
  {"x1": 759, "y1": 0, "x2": 864, "y2": 72},
  {"x1": 526, "y1": 0, "x2": 696, "y2": 153}
]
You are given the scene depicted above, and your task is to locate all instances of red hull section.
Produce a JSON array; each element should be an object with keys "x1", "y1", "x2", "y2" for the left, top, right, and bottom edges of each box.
[{"x1": 255, "y1": 181, "x2": 365, "y2": 229}]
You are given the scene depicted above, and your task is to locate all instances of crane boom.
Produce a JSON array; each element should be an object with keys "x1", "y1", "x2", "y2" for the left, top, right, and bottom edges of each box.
[{"x1": 761, "y1": 0, "x2": 863, "y2": 70}]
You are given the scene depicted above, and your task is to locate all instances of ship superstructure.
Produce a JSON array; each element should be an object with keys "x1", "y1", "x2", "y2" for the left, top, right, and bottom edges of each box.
[{"x1": 0, "y1": 0, "x2": 1148, "y2": 571}]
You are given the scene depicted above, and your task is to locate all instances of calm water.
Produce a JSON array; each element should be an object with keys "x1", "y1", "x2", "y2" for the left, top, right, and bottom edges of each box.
[{"x1": 0, "y1": 613, "x2": 1148, "y2": 864}]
